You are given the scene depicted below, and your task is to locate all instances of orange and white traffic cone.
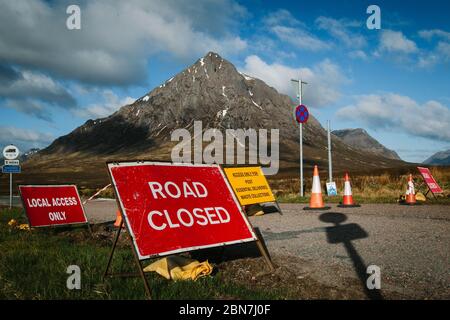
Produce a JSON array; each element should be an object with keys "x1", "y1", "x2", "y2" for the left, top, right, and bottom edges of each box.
[
  {"x1": 338, "y1": 173, "x2": 360, "y2": 208},
  {"x1": 402, "y1": 174, "x2": 419, "y2": 205},
  {"x1": 113, "y1": 210, "x2": 125, "y2": 228},
  {"x1": 304, "y1": 165, "x2": 330, "y2": 210}
]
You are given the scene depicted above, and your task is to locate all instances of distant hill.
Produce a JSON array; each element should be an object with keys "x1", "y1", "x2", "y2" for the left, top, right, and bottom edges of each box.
[
  {"x1": 332, "y1": 128, "x2": 401, "y2": 160},
  {"x1": 423, "y1": 149, "x2": 450, "y2": 165}
]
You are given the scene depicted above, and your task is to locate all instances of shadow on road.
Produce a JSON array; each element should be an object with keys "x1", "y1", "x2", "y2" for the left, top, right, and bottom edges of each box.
[
  {"x1": 192, "y1": 227, "x2": 267, "y2": 263},
  {"x1": 319, "y1": 212, "x2": 383, "y2": 300}
]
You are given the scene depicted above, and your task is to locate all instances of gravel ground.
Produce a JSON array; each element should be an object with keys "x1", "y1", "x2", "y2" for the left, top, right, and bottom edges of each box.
[
  {"x1": 84, "y1": 201, "x2": 449, "y2": 299},
  {"x1": 249, "y1": 203, "x2": 450, "y2": 299}
]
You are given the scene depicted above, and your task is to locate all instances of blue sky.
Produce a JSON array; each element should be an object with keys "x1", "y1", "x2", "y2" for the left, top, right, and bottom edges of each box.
[{"x1": 0, "y1": 0, "x2": 449, "y2": 162}]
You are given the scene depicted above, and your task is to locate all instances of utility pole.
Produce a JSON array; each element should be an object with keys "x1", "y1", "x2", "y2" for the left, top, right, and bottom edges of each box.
[
  {"x1": 291, "y1": 79, "x2": 307, "y2": 197},
  {"x1": 327, "y1": 120, "x2": 333, "y2": 183}
]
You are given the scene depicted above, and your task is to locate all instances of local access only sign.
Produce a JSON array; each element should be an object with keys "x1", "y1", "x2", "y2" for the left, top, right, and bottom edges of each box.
[
  {"x1": 19, "y1": 185, "x2": 88, "y2": 227},
  {"x1": 108, "y1": 161, "x2": 257, "y2": 260},
  {"x1": 223, "y1": 166, "x2": 275, "y2": 206}
]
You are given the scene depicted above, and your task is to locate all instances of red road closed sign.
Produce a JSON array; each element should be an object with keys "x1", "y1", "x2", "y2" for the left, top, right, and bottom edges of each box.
[
  {"x1": 108, "y1": 161, "x2": 257, "y2": 260},
  {"x1": 417, "y1": 167, "x2": 443, "y2": 194},
  {"x1": 19, "y1": 185, "x2": 87, "y2": 227}
]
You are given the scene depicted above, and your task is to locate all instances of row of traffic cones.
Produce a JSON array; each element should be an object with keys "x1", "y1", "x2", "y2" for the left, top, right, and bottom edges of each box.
[
  {"x1": 303, "y1": 165, "x2": 420, "y2": 209},
  {"x1": 303, "y1": 165, "x2": 360, "y2": 210}
]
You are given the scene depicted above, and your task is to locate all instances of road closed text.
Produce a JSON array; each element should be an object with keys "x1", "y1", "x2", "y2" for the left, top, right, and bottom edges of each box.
[{"x1": 147, "y1": 181, "x2": 230, "y2": 230}]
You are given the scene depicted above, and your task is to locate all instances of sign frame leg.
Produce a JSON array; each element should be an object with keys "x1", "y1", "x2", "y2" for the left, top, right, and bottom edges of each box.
[
  {"x1": 275, "y1": 201, "x2": 283, "y2": 215},
  {"x1": 253, "y1": 227, "x2": 275, "y2": 272},
  {"x1": 102, "y1": 219, "x2": 153, "y2": 300}
]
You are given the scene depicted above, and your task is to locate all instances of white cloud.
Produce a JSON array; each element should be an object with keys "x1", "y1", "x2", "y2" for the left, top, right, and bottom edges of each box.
[
  {"x1": 418, "y1": 41, "x2": 450, "y2": 68},
  {"x1": 0, "y1": 0, "x2": 247, "y2": 86},
  {"x1": 349, "y1": 50, "x2": 368, "y2": 60},
  {"x1": 418, "y1": 29, "x2": 450, "y2": 41},
  {"x1": 240, "y1": 55, "x2": 348, "y2": 108},
  {"x1": 0, "y1": 126, "x2": 53, "y2": 150},
  {"x1": 264, "y1": 9, "x2": 331, "y2": 52},
  {"x1": 378, "y1": 30, "x2": 418, "y2": 54},
  {"x1": 437, "y1": 41, "x2": 450, "y2": 60},
  {"x1": 271, "y1": 26, "x2": 331, "y2": 51},
  {"x1": 336, "y1": 93, "x2": 450, "y2": 141},
  {"x1": 263, "y1": 9, "x2": 301, "y2": 27},
  {"x1": 74, "y1": 90, "x2": 135, "y2": 119},
  {"x1": 315, "y1": 16, "x2": 366, "y2": 48}
]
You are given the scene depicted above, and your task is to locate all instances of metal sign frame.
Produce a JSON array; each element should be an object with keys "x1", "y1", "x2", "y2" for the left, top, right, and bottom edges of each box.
[{"x1": 103, "y1": 159, "x2": 275, "y2": 300}]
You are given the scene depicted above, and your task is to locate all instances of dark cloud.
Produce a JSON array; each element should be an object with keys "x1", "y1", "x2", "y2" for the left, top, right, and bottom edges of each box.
[
  {"x1": 0, "y1": 65, "x2": 76, "y2": 121},
  {"x1": 0, "y1": 0, "x2": 247, "y2": 86},
  {"x1": 0, "y1": 65, "x2": 76, "y2": 108},
  {"x1": 0, "y1": 64, "x2": 20, "y2": 84}
]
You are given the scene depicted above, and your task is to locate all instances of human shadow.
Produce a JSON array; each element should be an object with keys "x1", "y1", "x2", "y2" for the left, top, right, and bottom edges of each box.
[{"x1": 319, "y1": 212, "x2": 383, "y2": 300}]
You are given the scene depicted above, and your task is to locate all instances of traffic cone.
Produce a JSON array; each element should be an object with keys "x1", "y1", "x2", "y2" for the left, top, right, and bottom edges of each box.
[
  {"x1": 337, "y1": 173, "x2": 360, "y2": 208},
  {"x1": 402, "y1": 174, "x2": 419, "y2": 205},
  {"x1": 114, "y1": 210, "x2": 125, "y2": 228},
  {"x1": 304, "y1": 165, "x2": 330, "y2": 210}
]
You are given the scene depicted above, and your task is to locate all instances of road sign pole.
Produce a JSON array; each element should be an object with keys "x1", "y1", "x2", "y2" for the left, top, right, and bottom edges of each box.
[
  {"x1": 327, "y1": 120, "x2": 333, "y2": 183},
  {"x1": 291, "y1": 79, "x2": 308, "y2": 197},
  {"x1": 298, "y1": 80, "x2": 305, "y2": 197},
  {"x1": 9, "y1": 173, "x2": 12, "y2": 209},
  {"x1": 300, "y1": 122, "x2": 303, "y2": 197}
]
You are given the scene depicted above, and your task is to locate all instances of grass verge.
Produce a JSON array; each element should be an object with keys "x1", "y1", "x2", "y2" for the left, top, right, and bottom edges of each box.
[{"x1": 0, "y1": 207, "x2": 281, "y2": 300}]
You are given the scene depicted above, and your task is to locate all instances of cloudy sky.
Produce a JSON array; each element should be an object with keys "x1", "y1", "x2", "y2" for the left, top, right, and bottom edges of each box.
[{"x1": 0, "y1": 0, "x2": 449, "y2": 162}]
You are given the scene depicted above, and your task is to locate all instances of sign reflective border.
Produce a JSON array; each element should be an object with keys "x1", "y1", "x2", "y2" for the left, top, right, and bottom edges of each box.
[
  {"x1": 223, "y1": 166, "x2": 275, "y2": 206},
  {"x1": 108, "y1": 161, "x2": 257, "y2": 260},
  {"x1": 19, "y1": 185, "x2": 88, "y2": 227}
]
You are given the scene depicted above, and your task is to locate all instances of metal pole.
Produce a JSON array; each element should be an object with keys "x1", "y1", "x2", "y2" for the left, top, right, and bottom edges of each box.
[
  {"x1": 300, "y1": 123, "x2": 303, "y2": 197},
  {"x1": 292, "y1": 79, "x2": 307, "y2": 197},
  {"x1": 9, "y1": 173, "x2": 12, "y2": 209},
  {"x1": 327, "y1": 120, "x2": 333, "y2": 182},
  {"x1": 299, "y1": 80, "x2": 303, "y2": 197}
]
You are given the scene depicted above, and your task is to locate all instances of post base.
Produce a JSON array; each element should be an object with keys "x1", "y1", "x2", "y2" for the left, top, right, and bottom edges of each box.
[
  {"x1": 303, "y1": 206, "x2": 331, "y2": 211},
  {"x1": 337, "y1": 204, "x2": 361, "y2": 208}
]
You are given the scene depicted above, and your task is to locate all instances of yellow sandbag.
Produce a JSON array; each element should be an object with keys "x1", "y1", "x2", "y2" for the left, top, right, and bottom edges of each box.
[
  {"x1": 246, "y1": 204, "x2": 264, "y2": 216},
  {"x1": 415, "y1": 192, "x2": 426, "y2": 202},
  {"x1": 143, "y1": 255, "x2": 213, "y2": 281},
  {"x1": 18, "y1": 224, "x2": 30, "y2": 231}
]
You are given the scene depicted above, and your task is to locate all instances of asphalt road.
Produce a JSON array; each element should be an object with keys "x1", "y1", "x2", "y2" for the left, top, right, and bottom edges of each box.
[
  {"x1": 252, "y1": 203, "x2": 450, "y2": 299},
  {"x1": 4, "y1": 197, "x2": 449, "y2": 299}
]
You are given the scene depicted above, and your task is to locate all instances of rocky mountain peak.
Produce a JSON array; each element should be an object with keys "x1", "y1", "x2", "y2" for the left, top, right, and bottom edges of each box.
[{"x1": 37, "y1": 52, "x2": 404, "y2": 173}]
